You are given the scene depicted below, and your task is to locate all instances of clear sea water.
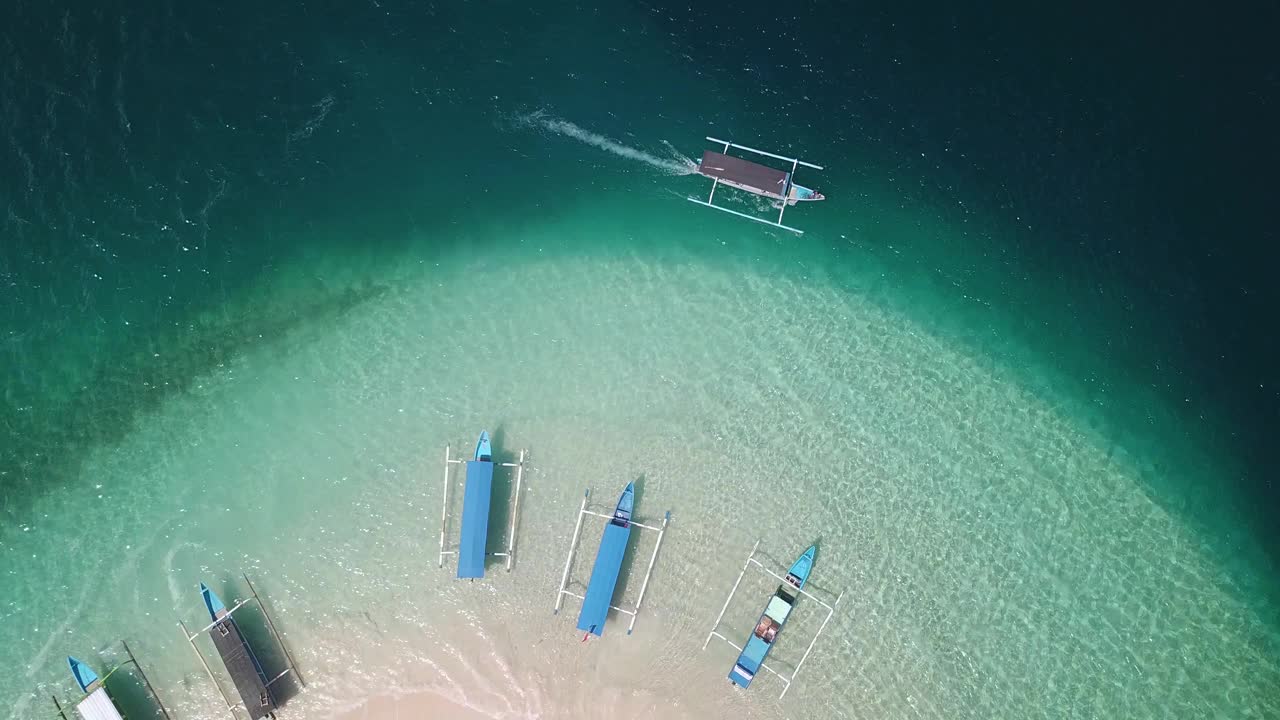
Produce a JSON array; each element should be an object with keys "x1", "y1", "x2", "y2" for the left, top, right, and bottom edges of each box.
[{"x1": 3, "y1": 2, "x2": 1278, "y2": 719}]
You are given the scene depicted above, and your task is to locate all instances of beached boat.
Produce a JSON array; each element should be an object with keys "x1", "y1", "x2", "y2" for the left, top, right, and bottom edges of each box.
[
  {"x1": 180, "y1": 576, "x2": 302, "y2": 720},
  {"x1": 575, "y1": 482, "x2": 635, "y2": 637},
  {"x1": 703, "y1": 540, "x2": 842, "y2": 698},
  {"x1": 688, "y1": 136, "x2": 825, "y2": 234},
  {"x1": 201, "y1": 583, "x2": 277, "y2": 719},
  {"x1": 438, "y1": 432, "x2": 528, "y2": 576},
  {"x1": 554, "y1": 484, "x2": 671, "y2": 636},
  {"x1": 728, "y1": 546, "x2": 815, "y2": 688}
]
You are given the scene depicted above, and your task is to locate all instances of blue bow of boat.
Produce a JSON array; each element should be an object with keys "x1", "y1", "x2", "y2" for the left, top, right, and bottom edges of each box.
[
  {"x1": 201, "y1": 581, "x2": 228, "y2": 622},
  {"x1": 67, "y1": 655, "x2": 99, "y2": 693},
  {"x1": 473, "y1": 430, "x2": 492, "y2": 462}
]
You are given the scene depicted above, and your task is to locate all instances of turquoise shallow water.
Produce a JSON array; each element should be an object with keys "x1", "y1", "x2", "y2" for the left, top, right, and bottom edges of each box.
[
  {"x1": 3, "y1": 1, "x2": 1280, "y2": 718},
  {"x1": 6, "y1": 200, "x2": 1280, "y2": 718}
]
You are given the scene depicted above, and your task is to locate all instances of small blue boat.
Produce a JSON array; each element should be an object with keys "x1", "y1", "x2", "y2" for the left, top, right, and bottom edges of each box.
[
  {"x1": 457, "y1": 430, "x2": 496, "y2": 579},
  {"x1": 201, "y1": 583, "x2": 277, "y2": 719},
  {"x1": 576, "y1": 482, "x2": 635, "y2": 637},
  {"x1": 67, "y1": 656, "x2": 99, "y2": 693},
  {"x1": 65, "y1": 656, "x2": 126, "y2": 720},
  {"x1": 729, "y1": 545, "x2": 816, "y2": 688}
]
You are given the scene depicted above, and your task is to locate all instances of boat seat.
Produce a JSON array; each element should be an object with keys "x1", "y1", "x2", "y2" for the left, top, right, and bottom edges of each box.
[
  {"x1": 741, "y1": 635, "x2": 770, "y2": 667},
  {"x1": 765, "y1": 595, "x2": 793, "y2": 623}
]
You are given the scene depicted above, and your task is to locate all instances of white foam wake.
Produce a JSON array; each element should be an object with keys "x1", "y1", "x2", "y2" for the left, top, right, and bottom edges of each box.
[{"x1": 515, "y1": 111, "x2": 698, "y2": 176}]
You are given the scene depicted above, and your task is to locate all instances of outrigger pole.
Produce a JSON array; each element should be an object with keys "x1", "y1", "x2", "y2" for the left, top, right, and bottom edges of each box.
[
  {"x1": 121, "y1": 639, "x2": 174, "y2": 720},
  {"x1": 553, "y1": 488, "x2": 672, "y2": 635},
  {"x1": 438, "y1": 444, "x2": 527, "y2": 571},
  {"x1": 703, "y1": 540, "x2": 844, "y2": 699}
]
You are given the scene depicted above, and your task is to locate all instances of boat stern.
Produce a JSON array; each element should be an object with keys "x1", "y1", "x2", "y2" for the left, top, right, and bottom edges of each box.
[{"x1": 729, "y1": 662, "x2": 755, "y2": 688}]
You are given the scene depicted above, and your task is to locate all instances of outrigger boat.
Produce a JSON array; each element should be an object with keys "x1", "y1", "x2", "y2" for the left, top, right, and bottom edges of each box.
[
  {"x1": 179, "y1": 575, "x2": 304, "y2": 720},
  {"x1": 728, "y1": 546, "x2": 815, "y2": 689},
  {"x1": 554, "y1": 483, "x2": 671, "y2": 637},
  {"x1": 704, "y1": 540, "x2": 843, "y2": 699},
  {"x1": 55, "y1": 642, "x2": 171, "y2": 720},
  {"x1": 200, "y1": 583, "x2": 275, "y2": 718},
  {"x1": 688, "y1": 136, "x2": 825, "y2": 235},
  {"x1": 437, "y1": 431, "x2": 528, "y2": 577}
]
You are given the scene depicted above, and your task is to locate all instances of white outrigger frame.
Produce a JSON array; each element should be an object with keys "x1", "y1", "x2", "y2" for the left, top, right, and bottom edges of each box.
[
  {"x1": 553, "y1": 488, "x2": 671, "y2": 635},
  {"x1": 437, "y1": 443, "x2": 528, "y2": 572},
  {"x1": 178, "y1": 574, "x2": 305, "y2": 720},
  {"x1": 703, "y1": 540, "x2": 844, "y2": 699},
  {"x1": 687, "y1": 136, "x2": 825, "y2": 235}
]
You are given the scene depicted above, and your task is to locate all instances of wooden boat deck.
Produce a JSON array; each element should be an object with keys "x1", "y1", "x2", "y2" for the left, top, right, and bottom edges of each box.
[{"x1": 209, "y1": 616, "x2": 276, "y2": 720}]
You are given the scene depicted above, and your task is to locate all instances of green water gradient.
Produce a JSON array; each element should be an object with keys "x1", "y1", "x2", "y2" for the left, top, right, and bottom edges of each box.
[{"x1": 3, "y1": 1, "x2": 1278, "y2": 718}]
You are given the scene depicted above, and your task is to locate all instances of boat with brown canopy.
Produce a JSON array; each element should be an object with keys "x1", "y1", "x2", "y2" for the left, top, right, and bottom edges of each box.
[{"x1": 687, "y1": 136, "x2": 825, "y2": 234}]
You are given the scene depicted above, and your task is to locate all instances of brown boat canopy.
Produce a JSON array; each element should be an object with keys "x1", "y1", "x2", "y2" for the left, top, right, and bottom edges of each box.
[{"x1": 698, "y1": 151, "x2": 790, "y2": 198}]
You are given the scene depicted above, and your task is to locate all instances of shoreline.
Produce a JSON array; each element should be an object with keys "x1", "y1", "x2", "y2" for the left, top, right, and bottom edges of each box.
[{"x1": 332, "y1": 691, "x2": 500, "y2": 720}]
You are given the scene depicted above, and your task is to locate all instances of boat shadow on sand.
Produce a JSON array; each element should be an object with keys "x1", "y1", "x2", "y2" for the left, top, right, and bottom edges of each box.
[{"x1": 484, "y1": 424, "x2": 522, "y2": 572}]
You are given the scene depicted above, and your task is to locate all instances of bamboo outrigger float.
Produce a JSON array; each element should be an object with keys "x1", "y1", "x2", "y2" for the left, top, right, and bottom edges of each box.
[
  {"x1": 54, "y1": 641, "x2": 171, "y2": 720},
  {"x1": 179, "y1": 575, "x2": 304, "y2": 720},
  {"x1": 554, "y1": 484, "x2": 671, "y2": 637},
  {"x1": 688, "y1": 136, "x2": 826, "y2": 235},
  {"x1": 703, "y1": 540, "x2": 843, "y2": 698},
  {"x1": 437, "y1": 431, "x2": 528, "y2": 577}
]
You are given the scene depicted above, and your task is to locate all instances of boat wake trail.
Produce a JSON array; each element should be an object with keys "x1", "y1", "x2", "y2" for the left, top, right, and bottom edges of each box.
[{"x1": 514, "y1": 111, "x2": 698, "y2": 176}]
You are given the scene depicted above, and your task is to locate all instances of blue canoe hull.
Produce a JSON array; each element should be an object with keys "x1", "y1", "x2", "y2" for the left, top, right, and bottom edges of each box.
[
  {"x1": 729, "y1": 545, "x2": 817, "y2": 688},
  {"x1": 458, "y1": 430, "x2": 495, "y2": 579},
  {"x1": 576, "y1": 482, "x2": 635, "y2": 636}
]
